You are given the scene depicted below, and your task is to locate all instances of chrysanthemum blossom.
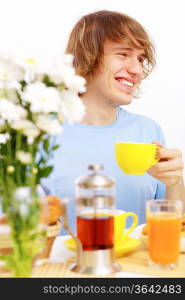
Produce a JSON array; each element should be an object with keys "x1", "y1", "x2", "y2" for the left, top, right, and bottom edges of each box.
[
  {"x1": 14, "y1": 187, "x2": 32, "y2": 203},
  {"x1": 11, "y1": 120, "x2": 40, "y2": 138},
  {"x1": 64, "y1": 73, "x2": 86, "y2": 93},
  {"x1": 0, "y1": 58, "x2": 24, "y2": 82},
  {"x1": 48, "y1": 63, "x2": 86, "y2": 93},
  {"x1": 0, "y1": 133, "x2": 10, "y2": 144},
  {"x1": 59, "y1": 90, "x2": 86, "y2": 123},
  {"x1": 22, "y1": 82, "x2": 61, "y2": 113},
  {"x1": 36, "y1": 115, "x2": 63, "y2": 135},
  {"x1": 0, "y1": 98, "x2": 27, "y2": 122},
  {"x1": 16, "y1": 151, "x2": 32, "y2": 164}
]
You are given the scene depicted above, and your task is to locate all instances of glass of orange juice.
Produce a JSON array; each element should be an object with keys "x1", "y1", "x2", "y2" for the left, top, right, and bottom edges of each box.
[{"x1": 146, "y1": 199, "x2": 183, "y2": 269}]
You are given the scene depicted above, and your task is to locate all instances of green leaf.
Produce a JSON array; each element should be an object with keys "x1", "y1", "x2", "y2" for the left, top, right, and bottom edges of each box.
[
  {"x1": 38, "y1": 166, "x2": 53, "y2": 178},
  {"x1": 43, "y1": 75, "x2": 56, "y2": 87},
  {"x1": 43, "y1": 139, "x2": 50, "y2": 153},
  {"x1": 52, "y1": 144, "x2": 60, "y2": 151}
]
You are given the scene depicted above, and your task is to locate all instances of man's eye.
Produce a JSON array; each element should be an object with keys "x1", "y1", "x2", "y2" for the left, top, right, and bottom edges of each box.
[
  {"x1": 138, "y1": 57, "x2": 145, "y2": 63},
  {"x1": 117, "y1": 53, "x2": 127, "y2": 57}
]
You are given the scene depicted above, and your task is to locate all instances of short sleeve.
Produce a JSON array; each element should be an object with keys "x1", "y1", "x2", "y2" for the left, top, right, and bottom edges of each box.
[{"x1": 154, "y1": 121, "x2": 166, "y2": 147}]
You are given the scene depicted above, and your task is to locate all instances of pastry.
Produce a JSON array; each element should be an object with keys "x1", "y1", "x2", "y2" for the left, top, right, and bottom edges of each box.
[
  {"x1": 0, "y1": 216, "x2": 7, "y2": 224},
  {"x1": 46, "y1": 195, "x2": 64, "y2": 225}
]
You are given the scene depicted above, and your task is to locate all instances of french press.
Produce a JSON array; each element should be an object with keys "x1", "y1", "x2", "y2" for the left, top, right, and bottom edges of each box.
[{"x1": 63, "y1": 164, "x2": 121, "y2": 275}]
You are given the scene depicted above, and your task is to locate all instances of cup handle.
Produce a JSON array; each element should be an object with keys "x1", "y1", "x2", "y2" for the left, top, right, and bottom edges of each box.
[
  {"x1": 123, "y1": 212, "x2": 138, "y2": 239},
  {"x1": 151, "y1": 145, "x2": 161, "y2": 166}
]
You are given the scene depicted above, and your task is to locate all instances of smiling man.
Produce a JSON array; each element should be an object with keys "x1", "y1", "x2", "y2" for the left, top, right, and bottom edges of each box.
[{"x1": 43, "y1": 10, "x2": 185, "y2": 230}]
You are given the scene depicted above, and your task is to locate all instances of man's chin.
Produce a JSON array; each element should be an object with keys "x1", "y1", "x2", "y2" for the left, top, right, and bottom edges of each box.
[{"x1": 117, "y1": 97, "x2": 133, "y2": 106}]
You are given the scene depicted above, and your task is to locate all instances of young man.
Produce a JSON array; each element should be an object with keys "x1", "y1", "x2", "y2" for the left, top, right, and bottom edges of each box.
[{"x1": 43, "y1": 10, "x2": 185, "y2": 230}]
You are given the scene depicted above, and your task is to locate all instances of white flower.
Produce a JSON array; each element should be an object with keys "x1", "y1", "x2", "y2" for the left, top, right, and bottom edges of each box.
[
  {"x1": 27, "y1": 137, "x2": 34, "y2": 145},
  {"x1": 14, "y1": 187, "x2": 32, "y2": 203},
  {"x1": 0, "y1": 58, "x2": 24, "y2": 82},
  {"x1": 14, "y1": 187, "x2": 32, "y2": 217},
  {"x1": 11, "y1": 119, "x2": 35, "y2": 130},
  {"x1": 11, "y1": 119, "x2": 40, "y2": 138},
  {"x1": 24, "y1": 128, "x2": 40, "y2": 139},
  {"x1": 48, "y1": 62, "x2": 86, "y2": 93},
  {"x1": 59, "y1": 90, "x2": 86, "y2": 123},
  {"x1": 0, "y1": 98, "x2": 27, "y2": 123},
  {"x1": 14, "y1": 185, "x2": 43, "y2": 203},
  {"x1": 0, "y1": 133, "x2": 10, "y2": 144},
  {"x1": 0, "y1": 81, "x2": 20, "y2": 104},
  {"x1": 43, "y1": 55, "x2": 86, "y2": 93},
  {"x1": 0, "y1": 80, "x2": 21, "y2": 91},
  {"x1": 23, "y1": 59, "x2": 41, "y2": 83},
  {"x1": 36, "y1": 115, "x2": 63, "y2": 135},
  {"x1": 0, "y1": 89, "x2": 19, "y2": 104},
  {"x1": 45, "y1": 54, "x2": 86, "y2": 92},
  {"x1": 40, "y1": 54, "x2": 74, "y2": 83},
  {"x1": 64, "y1": 73, "x2": 86, "y2": 93},
  {"x1": 13, "y1": 185, "x2": 45, "y2": 217},
  {"x1": 16, "y1": 151, "x2": 32, "y2": 164},
  {"x1": 22, "y1": 82, "x2": 61, "y2": 113},
  {"x1": 14, "y1": 54, "x2": 47, "y2": 81},
  {"x1": 45, "y1": 63, "x2": 74, "y2": 85},
  {"x1": 19, "y1": 203, "x2": 29, "y2": 217}
]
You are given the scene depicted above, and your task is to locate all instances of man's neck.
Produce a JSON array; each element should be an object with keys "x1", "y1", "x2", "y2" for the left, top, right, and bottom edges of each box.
[{"x1": 80, "y1": 89, "x2": 117, "y2": 126}]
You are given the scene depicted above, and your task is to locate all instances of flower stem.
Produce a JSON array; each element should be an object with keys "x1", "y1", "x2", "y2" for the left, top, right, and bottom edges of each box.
[{"x1": 15, "y1": 132, "x2": 22, "y2": 185}]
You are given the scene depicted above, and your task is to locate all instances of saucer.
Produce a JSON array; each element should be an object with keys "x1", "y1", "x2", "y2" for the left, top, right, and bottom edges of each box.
[{"x1": 64, "y1": 236, "x2": 141, "y2": 258}]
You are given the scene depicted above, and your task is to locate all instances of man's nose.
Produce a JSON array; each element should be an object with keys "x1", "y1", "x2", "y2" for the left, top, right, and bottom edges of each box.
[{"x1": 126, "y1": 58, "x2": 143, "y2": 76}]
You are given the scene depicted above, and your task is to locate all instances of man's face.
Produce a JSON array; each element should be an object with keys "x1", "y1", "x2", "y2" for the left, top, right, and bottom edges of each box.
[{"x1": 88, "y1": 40, "x2": 145, "y2": 106}]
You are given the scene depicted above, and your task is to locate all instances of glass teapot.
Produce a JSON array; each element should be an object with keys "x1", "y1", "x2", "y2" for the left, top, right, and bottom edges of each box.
[{"x1": 63, "y1": 164, "x2": 121, "y2": 275}]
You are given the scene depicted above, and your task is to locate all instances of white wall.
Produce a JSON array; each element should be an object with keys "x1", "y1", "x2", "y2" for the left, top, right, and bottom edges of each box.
[{"x1": 1, "y1": 0, "x2": 185, "y2": 175}]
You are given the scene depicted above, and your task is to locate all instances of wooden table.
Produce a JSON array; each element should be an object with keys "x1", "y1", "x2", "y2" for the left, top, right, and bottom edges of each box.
[
  {"x1": 1, "y1": 232, "x2": 185, "y2": 278},
  {"x1": 29, "y1": 250, "x2": 185, "y2": 278}
]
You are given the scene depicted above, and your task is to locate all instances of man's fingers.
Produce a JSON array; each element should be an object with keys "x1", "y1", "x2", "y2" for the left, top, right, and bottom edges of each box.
[
  {"x1": 156, "y1": 148, "x2": 182, "y2": 159},
  {"x1": 154, "y1": 159, "x2": 184, "y2": 172},
  {"x1": 153, "y1": 170, "x2": 183, "y2": 178},
  {"x1": 152, "y1": 141, "x2": 163, "y2": 148}
]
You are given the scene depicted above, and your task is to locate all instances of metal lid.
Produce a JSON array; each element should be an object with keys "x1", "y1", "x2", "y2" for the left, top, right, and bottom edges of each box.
[{"x1": 75, "y1": 164, "x2": 116, "y2": 189}]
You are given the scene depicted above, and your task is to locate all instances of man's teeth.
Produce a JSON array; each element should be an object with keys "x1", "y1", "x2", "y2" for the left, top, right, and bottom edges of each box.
[{"x1": 117, "y1": 79, "x2": 134, "y2": 87}]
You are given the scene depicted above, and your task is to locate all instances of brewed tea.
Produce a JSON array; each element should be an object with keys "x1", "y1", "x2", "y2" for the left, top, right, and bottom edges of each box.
[{"x1": 77, "y1": 215, "x2": 114, "y2": 250}]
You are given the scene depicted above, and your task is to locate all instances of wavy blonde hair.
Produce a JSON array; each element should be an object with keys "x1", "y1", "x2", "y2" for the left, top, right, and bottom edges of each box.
[{"x1": 66, "y1": 10, "x2": 156, "y2": 81}]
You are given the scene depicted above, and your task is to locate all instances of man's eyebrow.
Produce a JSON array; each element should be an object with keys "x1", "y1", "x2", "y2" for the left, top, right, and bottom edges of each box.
[{"x1": 108, "y1": 47, "x2": 146, "y2": 57}]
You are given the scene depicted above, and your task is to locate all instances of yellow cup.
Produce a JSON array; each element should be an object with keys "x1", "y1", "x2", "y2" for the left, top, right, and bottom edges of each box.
[
  {"x1": 114, "y1": 210, "x2": 138, "y2": 243},
  {"x1": 77, "y1": 210, "x2": 138, "y2": 244},
  {"x1": 115, "y1": 142, "x2": 160, "y2": 175}
]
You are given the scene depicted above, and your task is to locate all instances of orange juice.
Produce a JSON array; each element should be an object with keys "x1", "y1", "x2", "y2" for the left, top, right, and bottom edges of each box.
[{"x1": 147, "y1": 213, "x2": 181, "y2": 265}]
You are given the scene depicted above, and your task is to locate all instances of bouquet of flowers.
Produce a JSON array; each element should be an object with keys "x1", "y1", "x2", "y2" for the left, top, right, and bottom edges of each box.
[{"x1": 0, "y1": 52, "x2": 86, "y2": 277}]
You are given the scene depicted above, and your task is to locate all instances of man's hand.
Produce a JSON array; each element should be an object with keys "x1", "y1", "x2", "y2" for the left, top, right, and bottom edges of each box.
[{"x1": 148, "y1": 141, "x2": 184, "y2": 188}]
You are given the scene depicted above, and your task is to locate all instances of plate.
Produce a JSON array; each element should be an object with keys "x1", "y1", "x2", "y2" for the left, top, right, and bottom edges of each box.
[
  {"x1": 64, "y1": 236, "x2": 141, "y2": 258},
  {"x1": 138, "y1": 224, "x2": 185, "y2": 253}
]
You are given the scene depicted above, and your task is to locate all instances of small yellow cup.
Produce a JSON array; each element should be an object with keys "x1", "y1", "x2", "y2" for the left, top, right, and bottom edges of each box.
[
  {"x1": 115, "y1": 142, "x2": 160, "y2": 175},
  {"x1": 114, "y1": 210, "x2": 138, "y2": 243}
]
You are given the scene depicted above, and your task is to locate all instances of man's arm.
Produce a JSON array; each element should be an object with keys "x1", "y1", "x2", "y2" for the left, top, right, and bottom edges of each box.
[
  {"x1": 148, "y1": 142, "x2": 185, "y2": 209},
  {"x1": 166, "y1": 178, "x2": 185, "y2": 210}
]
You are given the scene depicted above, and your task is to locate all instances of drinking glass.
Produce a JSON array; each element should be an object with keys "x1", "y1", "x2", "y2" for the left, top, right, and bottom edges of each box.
[{"x1": 146, "y1": 199, "x2": 183, "y2": 269}]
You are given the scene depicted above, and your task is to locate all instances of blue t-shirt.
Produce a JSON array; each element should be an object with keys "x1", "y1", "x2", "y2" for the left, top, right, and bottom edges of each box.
[{"x1": 42, "y1": 107, "x2": 166, "y2": 233}]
